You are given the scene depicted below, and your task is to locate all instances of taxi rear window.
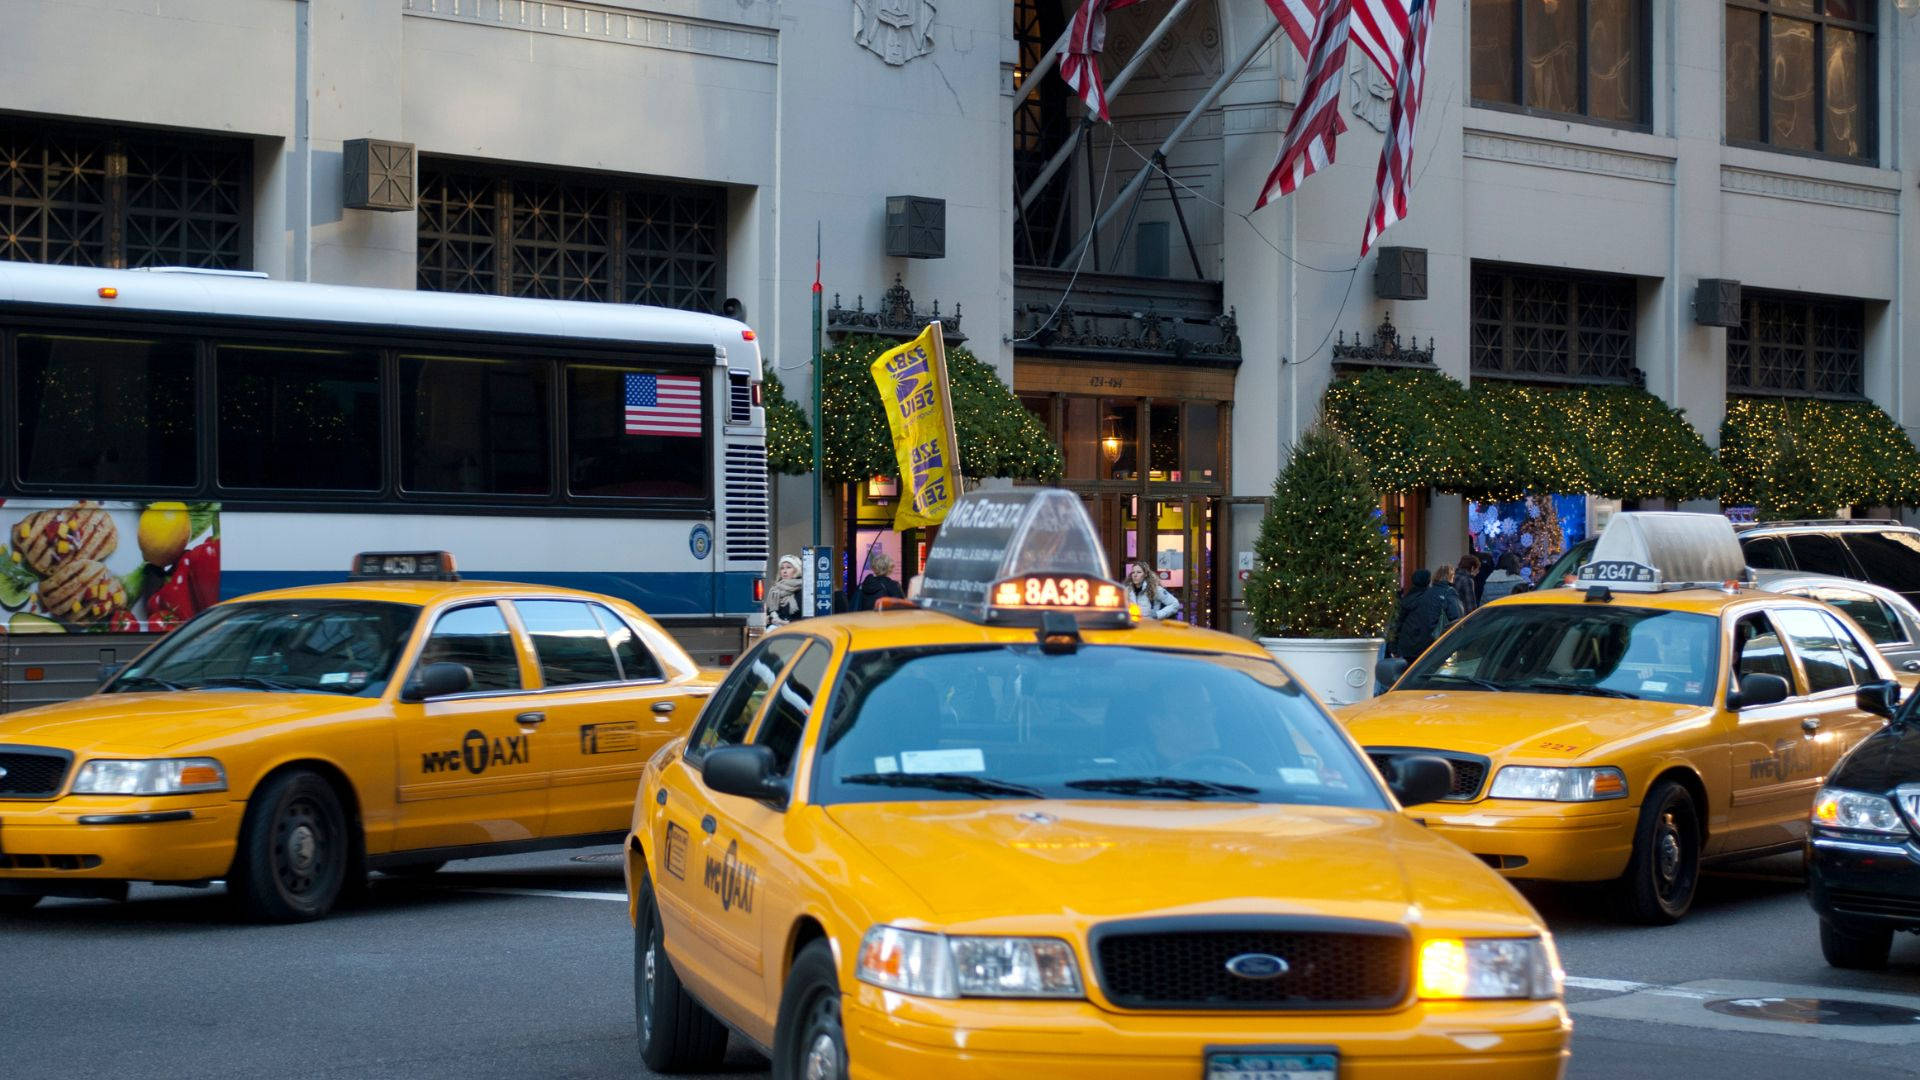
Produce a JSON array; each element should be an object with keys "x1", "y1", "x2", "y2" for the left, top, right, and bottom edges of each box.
[
  {"x1": 1399, "y1": 605, "x2": 1719, "y2": 706},
  {"x1": 810, "y1": 645, "x2": 1387, "y2": 809}
]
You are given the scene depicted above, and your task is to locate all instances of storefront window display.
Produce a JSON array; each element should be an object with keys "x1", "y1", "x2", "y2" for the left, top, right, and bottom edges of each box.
[{"x1": 1467, "y1": 494, "x2": 1590, "y2": 584}]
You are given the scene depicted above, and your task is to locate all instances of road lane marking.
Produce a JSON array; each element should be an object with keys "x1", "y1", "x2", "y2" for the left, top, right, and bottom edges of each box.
[
  {"x1": 1565, "y1": 977, "x2": 1653, "y2": 994},
  {"x1": 463, "y1": 887, "x2": 627, "y2": 902}
]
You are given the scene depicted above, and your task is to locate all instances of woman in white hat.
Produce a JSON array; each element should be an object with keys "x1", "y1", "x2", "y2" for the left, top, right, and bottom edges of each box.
[{"x1": 766, "y1": 553, "x2": 805, "y2": 626}]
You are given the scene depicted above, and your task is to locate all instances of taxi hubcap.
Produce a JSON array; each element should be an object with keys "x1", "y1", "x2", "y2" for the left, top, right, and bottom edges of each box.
[
  {"x1": 274, "y1": 798, "x2": 327, "y2": 896},
  {"x1": 1655, "y1": 811, "x2": 1686, "y2": 893},
  {"x1": 803, "y1": 1032, "x2": 839, "y2": 1080},
  {"x1": 289, "y1": 826, "x2": 317, "y2": 872}
]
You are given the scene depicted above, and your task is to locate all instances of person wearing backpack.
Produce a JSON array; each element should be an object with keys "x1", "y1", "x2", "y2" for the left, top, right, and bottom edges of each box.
[{"x1": 1391, "y1": 567, "x2": 1464, "y2": 661}]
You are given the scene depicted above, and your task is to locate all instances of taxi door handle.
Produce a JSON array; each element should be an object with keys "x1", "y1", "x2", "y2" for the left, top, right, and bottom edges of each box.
[
  {"x1": 1802, "y1": 718, "x2": 1821, "y2": 734},
  {"x1": 700, "y1": 815, "x2": 717, "y2": 835},
  {"x1": 1904, "y1": 661, "x2": 1920, "y2": 672},
  {"x1": 651, "y1": 700, "x2": 676, "y2": 715},
  {"x1": 516, "y1": 711, "x2": 547, "y2": 726}
]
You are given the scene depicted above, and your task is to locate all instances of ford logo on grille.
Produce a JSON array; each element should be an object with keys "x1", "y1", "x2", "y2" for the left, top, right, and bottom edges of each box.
[
  {"x1": 0, "y1": 765, "x2": 8, "y2": 779},
  {"x1": 1225, "y1": 953, "x2": 1290, "y2": 980}
]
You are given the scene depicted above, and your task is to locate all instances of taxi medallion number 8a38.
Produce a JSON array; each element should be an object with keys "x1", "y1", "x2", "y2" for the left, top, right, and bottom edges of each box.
[{"x1": 627, "y1": 490, "x2": 1568, "y2": 1080}]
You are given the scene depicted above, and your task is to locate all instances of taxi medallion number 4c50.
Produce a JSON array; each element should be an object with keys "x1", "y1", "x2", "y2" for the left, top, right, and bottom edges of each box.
[
  {"x1": 625, "y1": 489, "x2": 1569, "y2": 1080},
  {"x1": 1347, "y1": 512, "x2": 1907, "y2": 925},
  {"x1": 0, "y1": 551, "x2": 720, "y2": 922}
]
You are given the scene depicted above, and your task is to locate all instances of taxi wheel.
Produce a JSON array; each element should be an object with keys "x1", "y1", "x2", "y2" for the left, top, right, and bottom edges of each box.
[
  {"x1": 634, "y1": 872, "x2": 729, "y2": 1072},
  {"x1": 773, "y1": 940, "x2": 847, "y2": 1080},
  {"x1": 229, "y1": 770, "x2": 349, "y2": 923},
  {"x1": 0, "y1": 893, "x2": 42, "y2": 914},
  {"x1": 1618, "y1": 780, "x2": 1700, "y2": 925},
  {"x1": 1820, "y1": 919, "x2": 1893, "y2": 970}
]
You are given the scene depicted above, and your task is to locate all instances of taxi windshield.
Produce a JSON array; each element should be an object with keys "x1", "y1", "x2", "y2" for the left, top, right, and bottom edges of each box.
[
  {"x1": 109, "y1": 600, "x2": 420, "y2": 697},
  {"x1": 811, "y1": 645, "x2": 1387, "y2": 809},
  {"x1": 1398, "y1": 605, "x2": 1720, "y2": 706}
]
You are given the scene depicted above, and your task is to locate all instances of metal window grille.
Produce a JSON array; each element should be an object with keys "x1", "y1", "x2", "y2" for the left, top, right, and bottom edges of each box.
[
  {"x1": 722, "y1": 442, "x2": 771, "y2": 565},
  {"x1": 1470, "y1": 265, "x2": 1636, "y2": 383},
  {"x1": 1726, "y1": 290, "x2": 1864, "y2": 399},
  {"x1": 417, "y1": 160, "x2": 725, "y2": 313},
  {"x1": 0, "y1": 117, "x2": 251, "y2": 269},
  {"x1": 728, "y1": 372, "x2": 753, "y2": 425}
]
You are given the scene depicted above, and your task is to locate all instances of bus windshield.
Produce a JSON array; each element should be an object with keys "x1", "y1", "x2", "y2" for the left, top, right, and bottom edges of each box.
[
  {"x1": 110, "y1": 600, "x2": 420, "y2": 697},
  {"x1": 811, "y1": 645, "x2": 1388, "y2": 809}
]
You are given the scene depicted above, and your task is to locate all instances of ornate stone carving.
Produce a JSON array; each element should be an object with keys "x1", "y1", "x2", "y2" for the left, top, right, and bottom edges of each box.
[
  {"x1": 1331, "y1": 312, "x2": 1436, "y2": 371},
  {"x1": 852, "y1": 0, "x2": 936, "y2": 66},
  {"x1": 826, "y1": 276, "x2": 966, "y2": 343},
  {"x1": 1347, "y1": 54, "x2": 1392, "y2": 134}
]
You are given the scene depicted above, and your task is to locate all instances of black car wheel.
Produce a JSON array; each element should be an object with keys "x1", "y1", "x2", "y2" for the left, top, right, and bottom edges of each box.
[
  {"x1": 634, "y1": 870, "x2": 728, "y2": 1073},
  {"x1": 229, "y1": 770, "x2": 350, "y2": 923},
  {"x1": 0, "y1": 893, "x2": 42, "y2": 915},
  {"x1": 773, "y1": 940, "x2": 847, "y2": 1080},
  {"x1": 1820, "y1": 918, "x2": 1893, "y2": 970},
  {"x1": 1618, "y1": 779, "x2": 1701, "y2": 925}
]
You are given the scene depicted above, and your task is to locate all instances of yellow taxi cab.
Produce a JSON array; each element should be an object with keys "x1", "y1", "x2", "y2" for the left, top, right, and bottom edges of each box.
[
  {"x1": 0, "y1": 551, "x2": 717, "y2": 921},
  {"x1": 625, "y1": 491, "x2": 1569, "y2": 1080},
  {"x1": 1345, "y1": 512, "x2": 1901, "y2": 925}
]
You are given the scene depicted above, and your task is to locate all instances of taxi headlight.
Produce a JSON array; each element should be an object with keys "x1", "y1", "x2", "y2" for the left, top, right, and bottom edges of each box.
[
  {"x1": 70, "y1": 758, "x2": 228, "y2": 796},
  {"x1": 856, "y1": 925, "x2": 1084, "y2": 999},
  {"x1": 1813, "y1": 787, "x2": 1908, "y2": 836},
  {"x1": 1488, "y1": 765, "x2": 1626, "y2": 802},
  {"x1": 1417, "y1": 936, "x2": 1562, "y2": 1000}
]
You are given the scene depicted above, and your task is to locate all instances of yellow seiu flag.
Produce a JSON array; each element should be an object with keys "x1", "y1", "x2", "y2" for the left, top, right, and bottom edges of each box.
[{"x1": 870, "y1": 322, "x2": 962, "y2": 531}]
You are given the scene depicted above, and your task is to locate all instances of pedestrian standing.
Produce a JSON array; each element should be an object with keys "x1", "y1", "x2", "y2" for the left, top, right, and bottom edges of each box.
[
  {"x1": 1481, "y1": 552, "x2": 1527, "y2": 603},
  {"x1": 1454, "y1": 555, "x2": 1480, "y2": 612},
  {"x1": 1391, "y1": 567, "x2": 1465, "y2": 661},
  {"x1": 1124, "y1": 560, "x2": 1181, "y2": 619},
  {"x1": 855, "y1": 552, "x2": 905, "y2": 611},
  {"x1": 765, "y1": 554, "x2": 804, "y2": 627}
]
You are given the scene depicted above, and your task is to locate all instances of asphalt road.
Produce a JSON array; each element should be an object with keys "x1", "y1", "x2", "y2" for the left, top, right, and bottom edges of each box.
[{"x1": 6, "y1": 849, "x2": 1920, "y2": 1080}]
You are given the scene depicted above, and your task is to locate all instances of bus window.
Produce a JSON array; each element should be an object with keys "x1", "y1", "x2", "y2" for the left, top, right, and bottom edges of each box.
[
  {"x1": 16, "y1": 334, "x2": 196, "y2": 488},
  {"x1": 217, "y1": 345, "x2": 381, "y2": 491},
  {"x1": 566, "y1": 364, "x2": 707, "y2": 499},
  {"x1": 399, "y1": 355, "x2": 551, "y2": 496}
]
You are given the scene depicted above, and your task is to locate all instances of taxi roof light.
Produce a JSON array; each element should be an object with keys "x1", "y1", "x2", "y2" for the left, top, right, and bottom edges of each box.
[
  {"x1": 1571, "y1": 512, "x2": 1751, "y2": 595},
  {"x1": 915, "y1": 489, "x2": 1131, "y2": 629},
  {"x1": 349, "y1": 551, "x2": 459, "y2": 581}
]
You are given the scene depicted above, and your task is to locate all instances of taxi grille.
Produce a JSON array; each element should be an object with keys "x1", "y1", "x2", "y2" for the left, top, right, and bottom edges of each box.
[
  {"x1": 1367, "y1": 748, "x2": 1489, "y2": 802},
  {"x1": 0, "y1": 748, "x2": 72, "y2": 798},
  {"x1": 1091, "y1": 918, "x2": 1409, "y2": 1011}
]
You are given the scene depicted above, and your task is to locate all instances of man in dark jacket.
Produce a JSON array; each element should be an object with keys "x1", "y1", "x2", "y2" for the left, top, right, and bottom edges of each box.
[{"x1": 1392, "y1": 567, "x2": 1465, "y2": 660}]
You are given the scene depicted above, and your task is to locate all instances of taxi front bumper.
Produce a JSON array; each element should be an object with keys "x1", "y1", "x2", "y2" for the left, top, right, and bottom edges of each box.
[
  {"x1": 0, "y1": 796, "x2": 241, "y2": 893},
  {"x1": 1412, "y1": 801, "x2": 1637, "y2": 883},
  {"x1": 845, "y1": 987, "x2": 1569, "y2": 1080}
]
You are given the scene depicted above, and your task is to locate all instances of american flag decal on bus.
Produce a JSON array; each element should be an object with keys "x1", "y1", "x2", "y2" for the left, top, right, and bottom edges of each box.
[{"x1": 624, "y1": 373, "x2": 702, "y2": 438}]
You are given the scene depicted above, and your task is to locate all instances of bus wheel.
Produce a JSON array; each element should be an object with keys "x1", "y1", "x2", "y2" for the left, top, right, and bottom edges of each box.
[
  {"x1": 230, "y1": 770, "x2": 348, "y2": 923},
  {"x1": 773, "y1": 940, "x2": 847, "y2": 1080},
  {"x1": 635, "y1": 871, "x2": 728, "y2": 1072}
]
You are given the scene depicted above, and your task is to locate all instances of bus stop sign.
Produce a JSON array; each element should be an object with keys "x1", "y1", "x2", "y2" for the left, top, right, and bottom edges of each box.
[{"x1": 803, "y1": 546, "x2": 834, "y2": 617}]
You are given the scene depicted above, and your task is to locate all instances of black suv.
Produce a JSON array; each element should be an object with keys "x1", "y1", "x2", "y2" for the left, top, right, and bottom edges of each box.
[{"x1": 1806, "y1": 682, "x2": 1920, "y2": 970}]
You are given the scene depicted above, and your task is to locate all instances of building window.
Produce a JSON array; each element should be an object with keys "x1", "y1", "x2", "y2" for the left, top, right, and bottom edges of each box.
[
  {"x1": 1471, "y1": 0, "x2": 1650, "y2": 126},
  {"x1": 0, "y1": 116, "x2": 251, "y2": 269},
  {"x1": 1471, "y1": 265, "x2": 1637, "y2": 383},
  {"x1": 417, "y1": 161, "x2": 726, "y2": 313},
  {"x1": 1726, "y1": 291, "x2": 1865, "y2": 399},
  {"x1": 1726, "y1": 1, "x2": 1874, "y2": 161}
]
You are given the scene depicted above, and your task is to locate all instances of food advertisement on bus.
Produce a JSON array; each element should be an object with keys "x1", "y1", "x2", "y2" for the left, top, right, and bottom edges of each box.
[{"x1": 0, "y1": 500, "x2": 219, "y2": 633}]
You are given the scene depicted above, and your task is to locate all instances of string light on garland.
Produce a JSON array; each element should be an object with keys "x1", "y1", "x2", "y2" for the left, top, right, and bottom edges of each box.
[
  {"x1": 1245, "y1": 425, "x2": 1398, "y2": 639},
  {"x1": 760, "y1": 368, "x2": 814, "y2": 476},
  {"x1": 1721, "y1": 397, "x2": 1920, "y2": 516}
]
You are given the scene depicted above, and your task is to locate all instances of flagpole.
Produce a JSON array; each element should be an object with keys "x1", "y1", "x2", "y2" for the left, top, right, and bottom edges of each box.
[{"x1": 810, "y1": 221, "x2": 823, "y2": 550}]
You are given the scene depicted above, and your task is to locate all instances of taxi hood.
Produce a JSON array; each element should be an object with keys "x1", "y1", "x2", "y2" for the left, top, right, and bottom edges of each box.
[
  {"x1": 824, "y1": 800, "x2": 1537, "y2": 932},
  {"x1": 0, "y1": 691, "x2": 374, "y2": 754},
  {"x1": 1339, "y1": 690, "x2": 1709, "y2": 762}
]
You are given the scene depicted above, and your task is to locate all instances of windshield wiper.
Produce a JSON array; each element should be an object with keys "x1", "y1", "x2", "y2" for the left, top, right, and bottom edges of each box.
[
  {"x1": 839, "y1": 772, "x2": 1045, "y2": 799},
  {"x1": 1417, "y1": 673, "x2": 1504, "y2": 692},
  {"x1": 110, "y1": 674, "x2": 185, "y2": 692},
  {"x1": 1064, "y1": 776, "x2": 1260, "y2": 800},
  {"x1": 199, "y1": 675, "x2": 310, "y2": 693},
  {"x1": 1510, "y1": 680, "x2": 1639, "y2": 700}
]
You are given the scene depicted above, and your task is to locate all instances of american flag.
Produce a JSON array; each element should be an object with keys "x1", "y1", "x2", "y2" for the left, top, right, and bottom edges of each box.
[
  {"x1": 1254, "y1": 0, "x2": 1353, "y2": 210},
  {"x1": 1362, "y1": 0, "x2": 1432, "y2": 254},
  {"x1": 1059, "y1": 0, "x2": 1146, "y2": 122},
  {"x1": 624, "y1": 373, "x2": 702, "y2": 438},
  {"x1": 1349, "y1": 0, "x2": 1411, "y2": 83},
  {"x1": 1264, "y1": 0, "x2": 1323, "y2": 58}
]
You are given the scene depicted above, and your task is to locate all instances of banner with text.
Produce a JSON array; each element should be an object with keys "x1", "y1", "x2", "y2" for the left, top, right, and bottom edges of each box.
[{"x1": 869, "y1": 323, "x2": 962, "y2": 531}]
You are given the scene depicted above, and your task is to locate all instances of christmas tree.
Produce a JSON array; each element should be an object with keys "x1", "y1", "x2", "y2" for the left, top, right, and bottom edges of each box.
[{"x1": 1246, "y1": 424, "x2": 1399, "y2": 639}]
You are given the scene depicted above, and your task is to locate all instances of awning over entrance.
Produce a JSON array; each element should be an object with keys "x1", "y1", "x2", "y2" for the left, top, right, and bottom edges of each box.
[{"x1": 1721, "y1": 396, "x2": 1920, "y2": 515}]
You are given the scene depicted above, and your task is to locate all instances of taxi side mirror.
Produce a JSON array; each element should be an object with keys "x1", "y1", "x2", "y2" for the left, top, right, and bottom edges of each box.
[
  {"x1": 1857, "y1": 679, "x2": 1901, "y2": 720},
  {"x1": 703, "y1": 745, "x2": 788, "y2": 803},
  {"x1": 1385, "y1": 754, "x2": 1454, "y2": 808},
  {"x1": 402, "y1": 661, "x2": 474, "y2": 703},
  {"x1": 1375, "y1": 657, "x2": 1409, "y2": 689},
  {"x1": 1728, "y1": 672, "x2": 1790, "y2": 710}
]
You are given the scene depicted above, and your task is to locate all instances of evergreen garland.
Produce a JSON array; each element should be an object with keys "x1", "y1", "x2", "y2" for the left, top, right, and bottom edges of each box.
[
  {"x1": 1720, "y1": 397, "x2": 1920, "y2": 515},
  {"x1": 760, "y1": 368, "x2": 815, "y2": 476},
  {"x1": 1245, "y1": 424, "x2": 1399, "y2": 639},
  {"x1": 817, "y1": 334, "x2": 1061, "y2": 484},
  {"x1": 1474, "y1": 382, "x2": 1723, "y2": 501},
  {"x1": 1323, "y1": 368, "x2": 1526, "y2": 498}
]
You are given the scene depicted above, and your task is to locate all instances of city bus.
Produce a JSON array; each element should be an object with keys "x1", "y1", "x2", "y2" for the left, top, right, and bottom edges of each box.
[{"x1": 0, "y1": 262, "x2": 769, "y2": 709}]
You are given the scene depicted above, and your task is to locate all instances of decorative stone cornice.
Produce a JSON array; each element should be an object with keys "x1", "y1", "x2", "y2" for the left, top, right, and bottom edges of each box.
[
  {"x1": 400, "y1": 0, "x2": 778, "y2": 65},
  {"x1": 1720, "y1": 166, "x2": 1900, "y2": 215},
  {"x1": 1462, "y1": 130, "x2": 1675, "y2": 185},
  {"x1": 826, "y1": 277, "x2": 966, "y2": 344},
  {"x1": 1331, "y1": 313, "x2": 1435, "y2": 372}
]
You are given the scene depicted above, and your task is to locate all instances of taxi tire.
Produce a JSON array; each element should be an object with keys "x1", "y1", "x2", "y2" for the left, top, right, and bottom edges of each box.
[
  {"x1": 635, "y1": 872, "x2": 729, "y2": 1073},
  {"x1": 1819, "y1": 918, "x2": 1893, "y2": 970},
  {"x1": 229, "y1": 770, "x2": 349, "y2": 923},
  {"x1": 772, "y1": 940, "x2": 847, "y2": 1080},
  {"x1": 1617, "y1": 779, "x2": 1701, "y2": 925}
]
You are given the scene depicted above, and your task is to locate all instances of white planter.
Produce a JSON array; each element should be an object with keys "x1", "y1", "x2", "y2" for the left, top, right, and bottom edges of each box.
[{"x1": 1257, "y1": 637, "x2": 1385, "y2": 708}]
